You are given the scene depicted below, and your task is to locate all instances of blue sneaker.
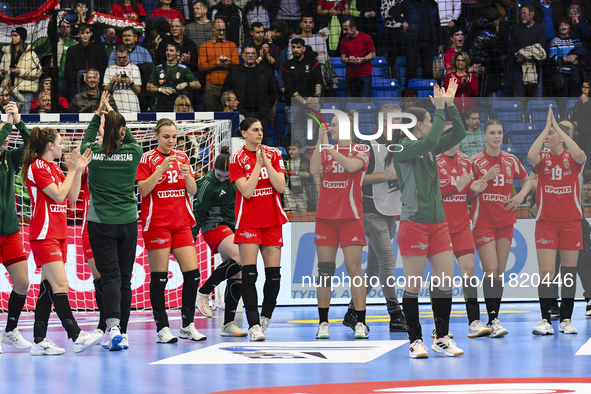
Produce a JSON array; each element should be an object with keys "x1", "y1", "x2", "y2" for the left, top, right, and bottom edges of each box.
[{"x1": 108, "y1": 326, "x2": 123, "y2": 351}]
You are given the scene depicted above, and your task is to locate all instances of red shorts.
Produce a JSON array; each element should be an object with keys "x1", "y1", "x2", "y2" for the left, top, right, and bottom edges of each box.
[
  {"x1": 314, "y1": 218, "x2": 366, "y2": 248},
  {"x1": 30, "y1": 239, "x2": 67, "y2": 268},
  {"x1": 535, "y1": 220, "x2": 582, "y2": 250},
  {"x1": 450, "y1": 225, "x2": 475, "y2": 257},
  {"x1": 234, "y1": 225, "x2": 283, "y2": 246},
  {"x1": 203, "y1": 225, "x2": 234, "y2": 254},
  {"x1": 473, "y1": 225, "x2": 514, "y2": 249},
  {"x1": 82, "y1": 232, "x2": 93, "y2": 261},
  {"x1": 143, "y1": 227, "x2": 195, "y2": 250},
  {"x1": 397, "y1": 221, "x2": 453, "y2": 257},
  {"x1": 0, "y1": 232, "x2": 27, "y2": 267}
]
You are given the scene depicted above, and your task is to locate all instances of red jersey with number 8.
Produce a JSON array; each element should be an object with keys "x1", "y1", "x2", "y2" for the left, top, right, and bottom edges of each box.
[
  {"x1": 534, "y1": 149, "x2": 584, "y2": 222},
  {"x1": 27, "y1": 158, "x2": 67, "y2": 240},
  {"x1": 471, "y1": 150, "x2": 527, "y2": 227},
  {"x1": 229, "y1": 145, "x2": 288, "y2": 229},
  {"x1": 316, "y1": 145, "x2": 369, "y2": 220},
  {"x1": 136, "y1": 148, "x2": 196, "y2": 231},
  {"x1": 437, "y1": 152, "x2": 473, "y2": 233}
]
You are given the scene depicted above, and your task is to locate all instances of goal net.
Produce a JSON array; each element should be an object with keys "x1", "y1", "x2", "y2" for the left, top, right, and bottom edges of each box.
[{"x1": 0, "y1": 113, "x2": 232, "y2": 312}]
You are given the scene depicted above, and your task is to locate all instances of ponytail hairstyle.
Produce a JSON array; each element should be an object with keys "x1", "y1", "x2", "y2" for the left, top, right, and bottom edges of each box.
[
  {"x1": 483, "y1": 119, "x2": 502, "y2": 133},
  {"x1": 214, "y1": 146, "x2": 230, "y2": 171},
  {"x1": 153, "y1": 118, "x2": 177, "y2": 135},
  {"x1": 21, "y1": 127, "x2": 59, "y2": 185},
  {"x1": 384, "y1": 107, "x2": 428, "y2": 167},
  {"x1": 103, "y1": 111, "x2": 127, "y2": 158},
  {"x1": 237, "y1": 117, "x2": 261, "y2": 137}
]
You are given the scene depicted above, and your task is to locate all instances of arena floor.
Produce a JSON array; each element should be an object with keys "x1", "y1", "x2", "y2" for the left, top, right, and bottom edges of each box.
[{"x1": 1, "y1": 302, "x2": 591, "y2": 394}]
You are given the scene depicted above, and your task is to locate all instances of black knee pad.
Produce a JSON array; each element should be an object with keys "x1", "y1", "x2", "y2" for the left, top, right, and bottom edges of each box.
[
  {"x1": 182, "y1": 268, "x2": 200, "y2": 289},
  {"x1": 317, "y1": 261, "x2": 336, "y2": 286},
  {"x1": 219, "y1": 258, "x2": 242, "y2": 278},
  {"x1": 150, "y1": 272, "x2": 168, "y2": 291},
  {"x1": 242, "y1": 265, "x2": 258, "y2": 286},
  {"x1": 39, "y1": 279, "x2": 54, "y2": 302},
  {"x1": 264, "y1": 267, "x2": 281, "y2": 281}
]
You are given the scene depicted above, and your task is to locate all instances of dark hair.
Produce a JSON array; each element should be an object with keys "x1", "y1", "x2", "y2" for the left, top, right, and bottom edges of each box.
[
  {"x1": 238, "y1": 117, "x2": 261, "y2": 137},
  {"x1": 250, "y1": 21, "x2": 264, "y2": 31},
  {"x1": 193, "y1": 0, "x2": 208, "y2": 7},
  {"x1": 290, "y1": 140, "x2": 303, "y2": 149},
  {"x1": 78, "y1": 23, "x2": 91, "y2": 33},
  {"x1": 344, "y1": 18, "x2": 357, "y2": 29},
  {"x1": 154, "y1": 118, "x2": 176, "y2": 135},
  {"x1": 21, "y1": 127, "x2": 59, "y2": 185},
  {"x1": 117, "y1": 0, "x2": 140, "y2": 18},
  {"x1": 301, "y1": 13, "x2": 314, "y2": 22},
  {"x1": 115, "y1": 43, "x2": 129, "y2": 53},
  {"x1": 102, "y1": 25, "x2": 115, "y2": 35},
  {"x1": 103, "y1": 111, "x2": 126, "y2": 158},
  {"x1": 448, "y1": 25, "x2": 463, "y2": 39},
  {"x1": 270, "y1": 19, "x2": 288, "y2": 35},
  {"x1": 291, "y1": 37, "x2": 305, "y2": 47},
  {"x1": 243, "y1": 44, "x2": 257, "y2": 53},
  {"x1": 214, "y1": 146, "x2": 230, "y2": 171},
  {"x1": 465, "y1": 108, "x2": 479, "y2": 119},
  {"x1": 483, "y1": 119, "x2": 502, "y2": 133},
  {"x1": 122, "y1": 26, "x2": 137, "y2": 36},
  {"x1": 558, "y1": 17, "x2": 573, "y2": 31},
  {"x1": 401, "y1": 88, "x2": 418, "y2": 97},
  {"x1": 522, "y1": 2, "x2": 535, "y2": 14},
  {"x1": 167, "y1": 41, "x2": 182, "y2": 52}
]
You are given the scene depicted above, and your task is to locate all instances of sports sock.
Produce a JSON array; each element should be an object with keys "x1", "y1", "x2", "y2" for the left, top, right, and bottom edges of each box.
[
  {"x1": 150, "y1": 272, "x2": 169, "y2": 331},
  {"x1": 560, "y1": 266, "x2": 577, "y2": 321},
  {"x1": 261, "y1": 267, "x2": 281, "y2": 319},
  {"x1": 5, "y1": 291, "x2": 27, "y2": 332},
  {"x1": 224, "y1": 278, "x2": 242, "y2": 325},
  {"x1": 53, "y1": 293, "x2": 81, "y2": 341},
  {"x1": 318, "y1": 307, "x2": 329, "y2": 323},
  {"x1": 181, "y1": 269, "x2": 200, "y2": 327},
  {"x1": 199, "y1": 259, "x2": 240, "y2": 295}
]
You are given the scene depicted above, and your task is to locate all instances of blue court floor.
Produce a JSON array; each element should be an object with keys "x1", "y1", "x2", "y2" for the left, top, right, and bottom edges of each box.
[{"x1": 1, "y1": 302, "x2": 591, "y2": 394}]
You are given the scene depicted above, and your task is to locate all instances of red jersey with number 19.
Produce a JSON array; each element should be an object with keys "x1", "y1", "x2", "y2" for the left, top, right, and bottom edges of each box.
[
  {"x1": 229, "y1": 146, "x2": 288, "y2": 229},
  {"x1": 316, "y1": 144, "x2": 369, "y2": 220},
  {"x1": 136, "y1": 148, "x2": 196, "y2": 231},
  {"x1": 471, "y1": 150, "x2": 527, "y2": 227},
  {"x1": 437, "y1": 151, "x2": 473, "y2": 233},
  {"x1": 27, "y1": 158, "x2": 67, "y2": 240},
  {"x1": 535, "y1": 149, "x2": 584, "y2": 222}
]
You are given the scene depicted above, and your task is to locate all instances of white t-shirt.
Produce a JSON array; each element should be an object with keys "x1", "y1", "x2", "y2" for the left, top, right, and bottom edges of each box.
[
  {"x1": 288, "y1": 35, "x2": 328, "y2": 64},
  {"x1": 103, "y1": 62, "x2": 141, "y2": 113}
]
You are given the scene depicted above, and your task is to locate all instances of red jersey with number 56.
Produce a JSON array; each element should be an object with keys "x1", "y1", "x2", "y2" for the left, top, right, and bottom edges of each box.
[
  {"x1": 471, "y1": 150, "x2": 527, "y2": 227},
  {"x1": 437, "y1": 151, "x2": 473, "y2": 233},
  {"x1": 535, "y1": 149, "x2": 584, "y2": 222},
  {"x1": 136, "y1": 148, "x2": 196, "y2": 231},
  {"x1": 316, "y1": 144, "x2": 369, "y2": 220},
  {"x1": 229, "y1": 145, "x2": 288, "y2": 229},
  {"x1": 27, "y1": 158, "x2": 67, "y2": 240}
]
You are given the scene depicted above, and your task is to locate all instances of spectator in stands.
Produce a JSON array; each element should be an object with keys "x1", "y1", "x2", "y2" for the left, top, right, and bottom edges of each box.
[
  {"x1": 29, "y1": 90, "x2": 69, "y2": 113},
  {"x1": 572, "y1": 79, "x2": 591, "y2": 160},
  {"x1": 110, "y1": 0, "x2": 147, "y2": 25},
  {"x1": 341, "y1": 18, "x2": 376, "y2": 98},
  {"x1": 390, "y1": 0, "x2": 443, "y2": 85},
  {"x1": 220, "y1": 89, "x2": 245, "y2": 123},
  {"x1": 350, "y1": 0, "x2": 380, "y2": 49},
  {"x1": 70, "y1": 0, "x2": 93, "y2": 38},
  {"x1": 244, "y1": 0, "x2": 272, "y2": 28},
  {"x1": 526, "y1": 0, "x2": 562, "y2": 42},
  {"x1": 102, "y1": 27, "x2": 118, "y2": 59},
  {"x1": 207, "y1": 0, "x2": 249, "y2": 48},
  {"x1": 285, "y1": 140, "x2": 312, "y2": 213},
  {"x1": 70, "y1": 69, "x2": 117, "y2": 113},
  {"x1": 0, "y1": 27, "x2": 41, "y2": 114},
  {"x1": 317, "y1": 0, "x2": 350, "y2": 29},
  {"x1": 104, "y1": 44, "x2": 142, "y2": 113},
  {"x1": 400, "y1": 87, "x2": 418, "y2": 111},
  {"x1": 265, "y1": 19, "x2": 289, "y2": 51},
  {"x1": 469, "y1": 8, "x2": 504, "y2": 97},
  {"x1": 271, "y1": 0, "x2": 306, "y2": 31},
  {"x1": 382, "y1": 0, "x2": 406, "y2": 76},
  {"x1": 566, "y1": 5, "x2": 591, "y2": 38},
  {"x1": 548, "y1": 18, "x2": 584, "y2": 96},
  {"x1": 222, "y1": 45, "x2": 276, "y2": 143},
  {"x1": 147, "y1": 41, "x2": 201, "y2": 111},
  {"x1": 186, "y1": 0, "x2": 212, "y2": 54},
  {"x1": 174, "y1": 95, "x2": 194, "y2": 112},
  {"x1": 198, "y1": 19, "x2": 239, "y2": 111},
  {"x1": 243, "y1": 22, "x2": 280, "y2": 71},
  {"x1": 282, "y1": 38, "x2": 324, "y2": 144},
  {"x1": 459, "y1": 108, "x2": 485, "y2": 157},
  {"x1": 30, "y1": 76, "x2": 70, "y2": 111},
  {"x1": 151, "y1": 0, "x2": 185, "y2": 22},
  {"x1": 109, "y1": 27, "x2": 153, "y2": 78},
  {"x1": 64, "y1": 24, "x2": 108, "y2": 101},
  {"x1": 509, "y1": 3, "x2": 547, "y2": 97},
  {"x1": 583, "y1": 179, "x2": 591, "y2": 205},
  {"x1": 436, "y1": 0, "x2": 461, "y2": 46},
  {"x1": 155, "y1": 18, "x2": 199, "y2": 74},
  {"x1": 444, "y1": 26, "x2": 464, "y2": 74},
  {"x1": 444, "y1": 51, "x2": 478, "y2": 114},
  {"x1": 288, "y1": 15, "x2": 328, "y2": 65}
]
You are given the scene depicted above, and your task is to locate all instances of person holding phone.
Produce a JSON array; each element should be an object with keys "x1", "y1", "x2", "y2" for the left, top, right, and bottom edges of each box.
[{"x1": 104, "y1": 44, "x2": 142, "y2": 113}]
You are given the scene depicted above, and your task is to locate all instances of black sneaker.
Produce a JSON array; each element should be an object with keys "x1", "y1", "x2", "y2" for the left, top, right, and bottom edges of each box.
[
  {"x1": 389, "y1": 311, "x2": 407, "y2": 332},
  {"x1": 550, "y1": 301, "x2": 560, "y2": 321},
  {"x1": 586, "y1": 299, "x2": 591, "y2": 317},
  {"x1": 342, "y1": 309, "x2": 357, "y2": 331}
]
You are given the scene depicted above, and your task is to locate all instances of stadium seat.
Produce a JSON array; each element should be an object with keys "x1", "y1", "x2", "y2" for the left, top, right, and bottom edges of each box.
[
  {"x1": 322, "y1": 102, "x2": 340, "y2": 110},
  {"x1": 331, "y1": 57, "x2": 345, "y2": 68},
  {"x1": 334, "y1": 67, "x2": 347, "y2": 78},
  {"x1": 565, "y1": 99, "x2": 577, "y2": 118},
  {"x1": 372, "y1": 77, "x2": 400, "y2": 97},
  {"x1": 492, "y1": 99, "x2": 525, "y2": 124},
  {"x1": 527, "y1": 99, "x2": 558, "y2": 123},
  {"x1": 276, "y1": 146, "x2": 287, "y2": 158},
  {"x1": 407, "y1": 78, "x2": 438, "y2": 90},
  {"x1": 345, "y1": 102, "x2": 376, "y2": 112},
  {"x1": 374, "y1": 97, "x2": 401, "y2": 108}
]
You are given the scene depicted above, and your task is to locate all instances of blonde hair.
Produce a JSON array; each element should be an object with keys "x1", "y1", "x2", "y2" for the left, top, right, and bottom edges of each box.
[{"x1": 174, "y1": 95, "x2": 194, "y2": 112}]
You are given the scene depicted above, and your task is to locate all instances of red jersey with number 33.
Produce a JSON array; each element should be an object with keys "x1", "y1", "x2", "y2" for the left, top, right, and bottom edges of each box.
[
  {"x1": 471, "y1": 150, "x2": 527, "y2": 227},
  {"x1": 316, "y1": 144, "x2": 369, "y2": 220},
  {"x1": 229, "y1": 145, "x2": 288, "y2": 229},
  {"x1": 27, "y1": 158, "x2": 67, "y2": 240},
  {"x1": 437, "y1": 152, "x2": 473, "y2": 233},
  {"x1": 136, "y1": 148, "x2": 196, "y2": 231},
  {"x1": 535, "y1": 149, "x2": 584, "y2": 222}
]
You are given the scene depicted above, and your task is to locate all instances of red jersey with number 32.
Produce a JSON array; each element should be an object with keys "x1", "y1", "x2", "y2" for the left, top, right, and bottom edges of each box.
[
  {"x1": 136, "y1": 148, "x2": 196, "y2": 231},
  {"x1": 229, "y1": 145, "x2": 288, "y2": 229},
  {"x1": 437, "y1": 151, "x2": 473, "y2": 232},
  {"x1": 316, "y1": 144, "x2": 369, "y2": 220},
  {"x1": 471, "y1": 150, "x2": 527, "y2": 227},
  {"x1": 27, "y1": 158, "x2": 67, "y2": 240},
  {"x1": 535, "y1": 149, "x2": 584, "y2": 222}
]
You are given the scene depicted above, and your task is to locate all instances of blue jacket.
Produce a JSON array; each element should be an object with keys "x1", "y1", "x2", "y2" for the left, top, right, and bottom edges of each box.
[{"x1": 390, "y1": 0, "x2": 441, "y2": 45}]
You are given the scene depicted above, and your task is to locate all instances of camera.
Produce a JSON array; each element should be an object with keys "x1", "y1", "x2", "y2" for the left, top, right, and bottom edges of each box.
[{"x1": 120, "y1": 72, "x2": 127, "y2": 78}]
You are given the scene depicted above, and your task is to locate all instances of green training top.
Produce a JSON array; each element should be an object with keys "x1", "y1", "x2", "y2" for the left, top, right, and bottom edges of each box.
[
  {"x1": 192, "y1": 169, "x2": 237, "y2": 240},
  {"x1": 393, "y1": 105, "x2": 466, "y2": 223},
  {"x1": 81, "y1": 114, "x2": 142, "y2": 225},
  {"x1": 0, "y1": 121, "x2": 30, "y2": 235}
]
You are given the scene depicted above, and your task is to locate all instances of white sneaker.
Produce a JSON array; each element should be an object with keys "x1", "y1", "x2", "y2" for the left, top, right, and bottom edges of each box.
[
  {"x1": 467, "y1": 320, "x2": 491, "y2": 338},
  {"x1": 354, "y1": 322, "x2": 369, "y2": 339},
  {"x1": 260, "y1": 316, "x2": 271, "y2": 335},
  {"x1": 108, "y1": 326, "x2": 123, "y2": 351},
  {"x1": 249, "y1": 324, "x2": 265, "y2": 341},
  {"x1": 532, "y1": 319, "x2": 554, "y2": 335},
  {"x1": 221, "y1": 322, "x2": 248, "y2": 337},
  {"x1": 431, "y1": 326, "x2": 454, "y2": 338},
  {"x1": 157, "y1": 327, "x2": 179, "y2": 343},
  {"x1": 432, "y1": 335, "x2": 464, "y2": 357},
  {"x1": 196, "y1": 291, "x2": 213, "y2": 318},
  {"x1": 316, "y1": 322, "x2": 330, "y2": 339},
  {"x1": 30, "y1": 338, "x2": 65, "y2": 356},
  {"x1": 92, "y1": 329, "x2": 104, "y2": 346},
  {"x1": 586, "y1": 300, "x2": 591, "y2": 317},
  {"x1": 409, "y1": 339, "x2": 429, "y2": 359},
  {"x1": 2, "y1": 328, "x2": 32, "y2": 349},
  {"x1": 121, "y1": 333, "x2": 129, "y2": 349},
  {"x1": 73, "y1": 330, "x2": 103, "y2": 354},
  {"x1": 487, "y1": 319, "x2": 509, "y2": 338},
  {"x1": 179, "y1": 323, "x2": 207, "y2": 341},
  {"x1": 559, "y1": 319, "x2": 578, "y2": 334}
]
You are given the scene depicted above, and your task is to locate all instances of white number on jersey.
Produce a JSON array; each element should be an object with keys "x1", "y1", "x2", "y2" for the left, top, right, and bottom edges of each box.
[
  {"x1": 259, "y1": 167, "x2": 269, "y2": 180},
  {"x1": 167, "y1": 170, "x2": 179, "y2": 184},
  {"x1": 331, "y1": 162, "x2": 344, "y2": 173},
  {"x1": 551, "y1": 166, "x2": 563, "y2": 181},
  {"x1": 492, "y1": 174, "x2": 505, "y2": 187}
]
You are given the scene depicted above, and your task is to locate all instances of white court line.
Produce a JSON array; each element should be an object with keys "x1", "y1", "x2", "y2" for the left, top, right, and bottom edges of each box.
[{"x1": 576, "y1": 337, "x2": 591, "y2": 355}]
